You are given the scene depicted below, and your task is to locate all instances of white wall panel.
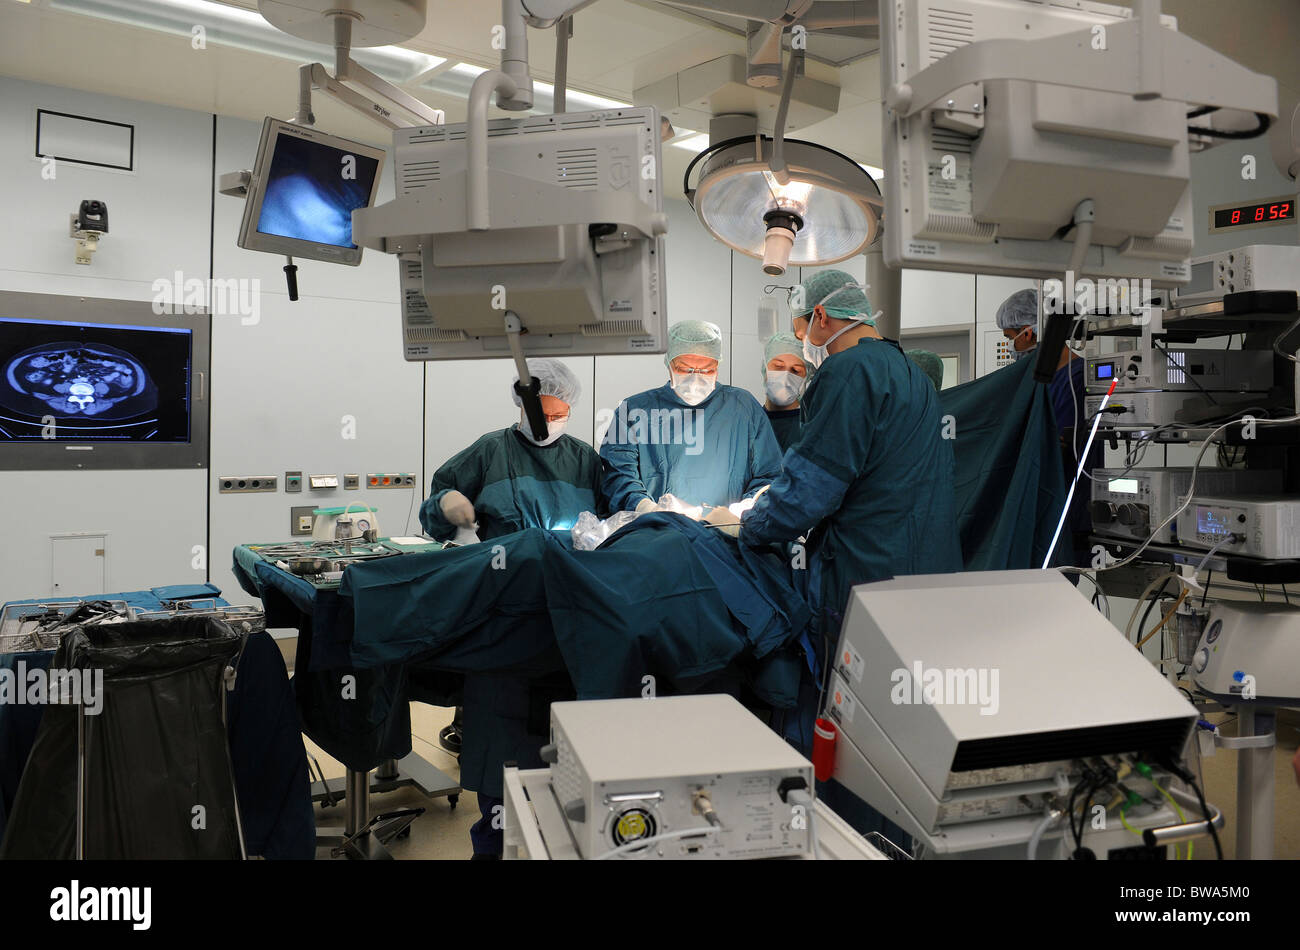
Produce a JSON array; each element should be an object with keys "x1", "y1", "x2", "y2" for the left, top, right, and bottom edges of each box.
[{"x1": 0, "y1": 78, "x2": 211, "y2": 603}]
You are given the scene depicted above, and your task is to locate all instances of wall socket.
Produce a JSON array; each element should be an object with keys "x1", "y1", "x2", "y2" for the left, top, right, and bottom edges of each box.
[
  {"x1": 219, "y1": 475, "x2": 278, "y2": 493},
  {"x1": 286, "y1": 471, "x2": 303, "y2": 492},
  {"x1": 365, "y1": 473, "x2": 416, "y2": 488},
  {"x1": 291, "y1": 505, "x2": 316, "y2": 536},
  {"x1": 344, "y1": 474, "x2": 360, "y2": 490}
]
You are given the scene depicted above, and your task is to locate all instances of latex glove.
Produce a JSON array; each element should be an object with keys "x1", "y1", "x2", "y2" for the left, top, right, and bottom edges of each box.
[
  {"x1": 453, "y1": 525, "x2": 481, "y2": 546},
  {"x1": 728, "y1": 497, "x2": 756, "y2": 517},
  {"x1": 635, "y1": 497, "x2": 657, "y2": 515},
  {"x1": 440, "y1": 489, "x2": 477, "y2": 528},
  {"x1": 658, "y1": 493, "x2": 704, "y2": 520},
  {"x1": 703, "y1": 505, "x2": 742, "y2": 537}
]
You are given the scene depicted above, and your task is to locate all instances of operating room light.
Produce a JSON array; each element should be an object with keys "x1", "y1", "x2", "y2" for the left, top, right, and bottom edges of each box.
[
  {"x1": 686, "y1": 136, "x2": 883, "y2": 276},
  {"x1": 48, "y1": 0, "x2": 445, "y2": 83}
]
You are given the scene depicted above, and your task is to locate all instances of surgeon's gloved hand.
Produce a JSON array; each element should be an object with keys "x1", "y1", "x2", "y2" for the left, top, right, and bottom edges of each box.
[
  {"x1": 703, "y1": 505, "x2": 742, "y2": 538},
  {"x1": 440, "y1": 490, "x2": 477, "y2": 528},
  {"x1": 657, "y1": 494, "x2": 704, "y2": 519},
  {"x1": 635, "y1": 497, "x2": 657, "y2": 515},
  {"x1": 728, "y1": 497, "x2": 757, "y2": 517}
]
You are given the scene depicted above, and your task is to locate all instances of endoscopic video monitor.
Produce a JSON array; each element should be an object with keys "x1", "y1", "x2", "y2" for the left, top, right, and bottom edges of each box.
[
  {"x1": 0, "y1": 292, "x2": 209, "y2": 470},
  {"x1": 237, "y1": 117, "x2": 385, "y2": 266}
]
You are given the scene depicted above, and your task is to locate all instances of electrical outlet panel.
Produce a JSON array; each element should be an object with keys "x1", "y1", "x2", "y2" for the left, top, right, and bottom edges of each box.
[
  {"x1": 286, "y1": 471, "x2": 303, "y2": 492},
  {"x1": 291, "y1": 506, "x2": 316, "y2": 536},
  {"x1": 309, "y1": 475, "x2": 339, "y2": 490},
  {"x1": 219, "y1": 475, "x2": 277, "y2": 493},
  {"x1": 366, "y1": 473, "x2": 417, "y2": 488},
  {"x1": 344, "y1": 474, "x2": 360, "y2": 490}
]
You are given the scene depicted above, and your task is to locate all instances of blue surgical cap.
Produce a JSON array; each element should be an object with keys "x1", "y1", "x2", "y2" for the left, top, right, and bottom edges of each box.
[
  {"x1": 665, "y1": 320, "x2": 723, "y2": 367},
  {"x1": 906, "y1": 349, "x2": 944, "y2": 391},
  {"x1": 996, "y1": 289, "x2": 1039, "y2": 331},
  {"x1": 512, "y1": 358, "x2": 581, "y2": 407},
  {"x1": 762, "y1": 331, "x2": 809, "y2": 380},
  {"x1": 794, "y1": 269, "x2": 874, "y2": 324}
]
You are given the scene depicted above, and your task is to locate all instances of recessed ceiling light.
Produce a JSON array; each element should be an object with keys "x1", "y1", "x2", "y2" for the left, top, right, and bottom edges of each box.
[{"x1": 48, "y1": 0, "x2": 444, "y2": 84}]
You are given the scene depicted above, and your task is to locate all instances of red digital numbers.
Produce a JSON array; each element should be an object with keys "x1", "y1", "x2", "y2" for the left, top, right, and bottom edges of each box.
[{"x1": 1219, "y1": 200, "x2": 1292, "y2": 230}]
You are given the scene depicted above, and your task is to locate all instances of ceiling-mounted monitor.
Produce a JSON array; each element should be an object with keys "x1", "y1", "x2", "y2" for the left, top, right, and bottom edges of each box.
[
  {"x1": 879, "y1": 0, "x2": 1278, "y2": 286},
  {"x1": 353, "y1": 107, "x2": 668, "y2": 360},
  {"x1": 237, "y1": 117, "x2": 386, "y2": 266}
]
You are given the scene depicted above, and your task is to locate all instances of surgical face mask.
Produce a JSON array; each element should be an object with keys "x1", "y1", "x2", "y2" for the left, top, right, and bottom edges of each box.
[
  {"x1": 520, "y1": 410, "x2": 567, "y2": 446},
  {"x1": 802, "y1": 321, "x2": 857, "y2": 370},
  {"x1": 671, "y1": 372, "x2": 716, "y2": 406},
  {"x1": 765, "y1": 371, "x2": 805, "y2": 407},
  {"x1": 1008, "y1": 327, "x2": 1036, "y2": 362}
]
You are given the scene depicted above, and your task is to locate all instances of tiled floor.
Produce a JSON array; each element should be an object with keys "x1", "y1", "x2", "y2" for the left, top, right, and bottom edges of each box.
[{"x1": 305, "y1": 703, "x2": 479, "y2": 860}]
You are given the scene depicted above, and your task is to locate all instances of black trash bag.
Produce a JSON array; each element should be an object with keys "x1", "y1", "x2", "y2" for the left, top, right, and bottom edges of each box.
[{"x1": 0, "y1": 616, "x2": 246, "y2": 860}]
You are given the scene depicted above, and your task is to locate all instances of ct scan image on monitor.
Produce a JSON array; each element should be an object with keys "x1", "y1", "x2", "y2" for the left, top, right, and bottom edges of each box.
[{"x1": 0, "y1": 292, "x2": 209, "y2": 470}]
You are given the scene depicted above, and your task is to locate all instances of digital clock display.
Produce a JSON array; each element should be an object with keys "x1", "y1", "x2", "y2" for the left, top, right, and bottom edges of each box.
[{"x1": 1209, "y1": 196, "x2": 1296, "y2": 233}]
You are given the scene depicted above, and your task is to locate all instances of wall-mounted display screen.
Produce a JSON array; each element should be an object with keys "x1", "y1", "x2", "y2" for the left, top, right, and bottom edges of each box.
[
  {"x1": 0, "y1": 319, "x2": 191, "y2": 442},
  {"x1": 0, "y1": 293, "x2": 209, "y2": 470},
  {"x1": 237, "y1": 117, "x2": 386, "y2": 266}
]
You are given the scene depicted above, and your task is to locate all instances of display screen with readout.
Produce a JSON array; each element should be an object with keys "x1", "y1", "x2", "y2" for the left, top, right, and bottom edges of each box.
[
  {"x1": 1094, "y1": 361, "x2": 1114, "y2": 381},
  {"x1": 1210, "y1": 197, "x2": 1295, "y2": 232}
]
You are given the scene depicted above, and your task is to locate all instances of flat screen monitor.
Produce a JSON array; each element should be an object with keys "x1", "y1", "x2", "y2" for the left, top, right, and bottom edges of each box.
[
  {"x1": 237, "y1": 117, "x2": 385, "y2": 266},
  {"x1": 0, "y1": 292, "x2": 209, "y2": 470}
]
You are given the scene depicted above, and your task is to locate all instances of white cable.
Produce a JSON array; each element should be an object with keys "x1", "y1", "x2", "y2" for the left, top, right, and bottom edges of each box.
[
  {"x1": 1124, "y1": 571, "x2": 1179, "y2": 642},
  {"x1": 786, "y1": 789, "x2": 820, "y2": 860},
  {"x1": 1042, "y1": 381, "x2": 1114, "y2": 568},
  {"x1": 1060, "y1": 411, "x2": 1300, "y2": 576},
  {"x1": 1193, "y1": 534, "x2": 1236, "y2": 574},
  {"x1": 1027, "y1": 808, "x2": 1062, "y2": 860},
  {"x1": 593, "y1": 826, "x2": 718, "y2": 860}
]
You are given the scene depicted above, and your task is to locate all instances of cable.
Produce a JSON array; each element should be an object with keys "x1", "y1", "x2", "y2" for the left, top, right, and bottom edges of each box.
[
  {"x1": 1151, "y1": 339, "x2": 1219, "y2": 406},
  {"x1": 594, "y1": 826, "x2": 719, "y2": 860},
  {"x1": 1194, "y1": 534, "x2": 1237, "y2": 574},
  {"x1": 1026, "y1": 807, "x2": 1062, "y2": 860},
  {"x1": 1271, "y1": 313, "x2": 1300, "y2": 365},
  {"x1": 1060, "y1": 411, "x2": 1300, "y2": 576},
  {"x1": 785, "y1": 788, "x2": 820, "y2": 860},
  {"x1": 1135, "y1": 587, "x2": 1187, "y2": 650},
  {"x1": 1124, "y1": 572, "x2": 1177, "y2": 642},
  {"x1": 1149, "y1": 759, "x2": 1223, "y2": 860},
  {"x1": 1187, "y1": 111, "x2": 1272, "y2": 140},
  {"x1": 1043, "y1": 377, "x2": 1116, "y2": 567}
]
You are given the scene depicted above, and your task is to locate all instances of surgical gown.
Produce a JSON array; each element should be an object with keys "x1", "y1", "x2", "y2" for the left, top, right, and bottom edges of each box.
[
  {"x1": 765, "y1": 407, "x2": 803, "y2": 454},
  {"x1": 742, "y1": 337, "x2": 962, "y2": 659},
  {"x1": 742, "y1": 337, "x2": 961, "y2": 851},
  {"x1": 420, "y1": 426, "x2": 604, "y2": 540},
  {"x1": 600, "y1": 382, "x2": 782, "y2": 511},
  {"x1": 416, "y1": 425, "x2": 603, "y2": 852}
]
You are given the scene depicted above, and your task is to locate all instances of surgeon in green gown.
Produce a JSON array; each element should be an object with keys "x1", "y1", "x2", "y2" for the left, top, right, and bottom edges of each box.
[
  {"x1": 600, "y1": 320, "x2": 782, "y2": 513},
  {"x1": 418, "y1": 358, "x2": 602, "y2": 858},
  {"x1": 740, "y1": 269, "x2": 962, "y2": 849}
]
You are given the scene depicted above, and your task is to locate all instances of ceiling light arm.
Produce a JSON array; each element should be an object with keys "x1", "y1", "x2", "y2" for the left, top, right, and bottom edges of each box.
[
  {"x1": 553, "y1": 15, "x2": 572, "y2": 112},
  {"x1": 295, "y1": 61, "x2": 444, "y2": 130},
  {"x1": 468, "y1": 69, "x2": 521, "y2": 230},
  {"x1": 884, "y1": 10, "x2": 1276, "y2": 128},
  {"x1": 768, "y1": 41, "x2": 802, "y2": 186}
]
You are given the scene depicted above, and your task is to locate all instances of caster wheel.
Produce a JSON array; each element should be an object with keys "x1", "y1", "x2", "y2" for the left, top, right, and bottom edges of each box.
[{"x1": 448, "y1": 794, "x2": 459, "y2": 811}]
